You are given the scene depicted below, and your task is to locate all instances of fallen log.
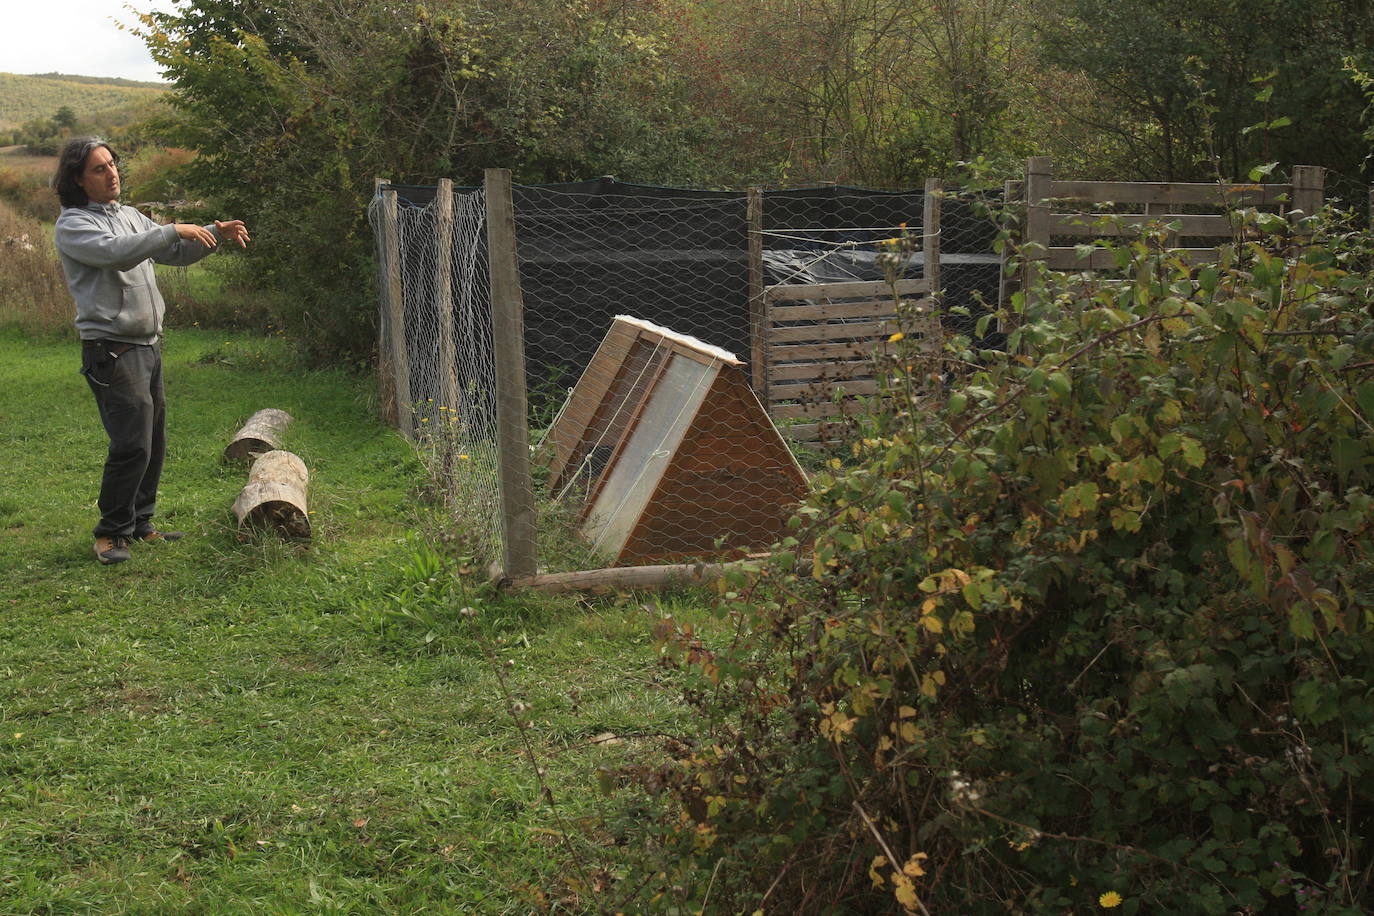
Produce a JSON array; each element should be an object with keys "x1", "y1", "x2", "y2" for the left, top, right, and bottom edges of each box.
[
  {"x1": 232, "y1": 449, "x2": 311, "y2": 538},
  {"x1": 501, "y1": 562, "x2": 727, "y2": 594},
  {"x1": 224, "y1": 408, "x2": 294, "y2": 461}
]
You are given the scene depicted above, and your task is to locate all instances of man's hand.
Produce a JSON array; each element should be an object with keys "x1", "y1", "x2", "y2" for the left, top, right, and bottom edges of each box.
[
  {"x1": 175, "y1": 223, "x2": 218, "y2": 248},
  {"x1": 214, "y1": 219, "x2": 251, "y2": 248}
]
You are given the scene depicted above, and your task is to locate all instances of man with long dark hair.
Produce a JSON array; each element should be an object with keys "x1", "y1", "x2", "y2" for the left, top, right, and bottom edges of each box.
[{"x1": 53, "y1": 137, "x2": 250, "y2": 565}]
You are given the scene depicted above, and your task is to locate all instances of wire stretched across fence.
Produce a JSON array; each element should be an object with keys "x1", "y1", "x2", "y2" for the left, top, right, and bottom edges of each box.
[{"x1": 368, "y1": 174, "x2": 1004, "y2": 576}]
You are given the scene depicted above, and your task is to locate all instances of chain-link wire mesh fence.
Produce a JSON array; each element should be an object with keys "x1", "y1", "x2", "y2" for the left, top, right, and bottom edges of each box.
[
  {"x1": 370, "y1": 176, "x2": 1005, "y2": 575},
  {"x1": 368, "y1": 183, "x2": 504, "y2": 564}
]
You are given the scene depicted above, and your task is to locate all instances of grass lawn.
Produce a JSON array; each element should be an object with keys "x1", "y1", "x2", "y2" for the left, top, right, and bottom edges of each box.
[{"x1": 0, "y1": 327, "x2": 705, "y2": 913}]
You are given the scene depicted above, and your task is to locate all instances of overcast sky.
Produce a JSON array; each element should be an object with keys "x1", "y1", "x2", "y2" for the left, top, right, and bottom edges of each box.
[{"x1": 1, "y1": 0, "x2": 180, "y2": 83}]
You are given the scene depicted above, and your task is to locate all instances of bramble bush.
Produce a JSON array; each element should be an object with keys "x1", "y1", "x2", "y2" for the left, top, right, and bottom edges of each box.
[{"x1": 631, "y1": 206, "x2": 1374, "y2": 913}]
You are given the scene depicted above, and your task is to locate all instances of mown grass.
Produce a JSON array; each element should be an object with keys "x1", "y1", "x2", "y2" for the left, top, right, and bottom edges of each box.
[{"x1": 0, "y1": 327, "x2": 710, "y2": 913}]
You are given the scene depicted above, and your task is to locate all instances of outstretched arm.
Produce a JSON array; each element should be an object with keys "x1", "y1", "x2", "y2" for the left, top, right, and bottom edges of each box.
[{"x1": 158, "y1": 219, "x2": 251, "y2": 266}]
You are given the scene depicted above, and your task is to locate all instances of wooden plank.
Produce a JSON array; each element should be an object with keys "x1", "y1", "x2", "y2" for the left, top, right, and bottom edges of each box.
[
  {"x1": 485, "y1": 168, "x2": 538, "y2": 579},
  {"x1": 765, "y1": 278, "x2": 930, "y2": 301},
  {"x1": 1049, "y1": 212, "x2": 1233, "y2": 237},
  {"x1": 381, "y1": 188, "x2": 412, "y2": 433},
  {"x1": 747, "y1": 187, "x2": 766, "y2": 397},
  {"x1": 766, "y1": 318, "x2": 896, "y2": 345},
  {"x1": 769, "y1": 340, "x2": 892, "y2": 362},
  {"x1": 435, "y1": 178, "x2": 460, "y2": 417},
  {"x1": 769, "y1": 378, "x2": 884, "y2": 401},
  {"x1": 1047, "y1": 246, "x2": 1222, "y2": 270},
  {"x1": 781, "y1": 420, "x2": 854, "y2": 442},
  {"x1": 1048, "y1": 180, "x2": 1290, "y2": 207},
  {"x1": 771, "y1": 397, "x2": 895, "y2": 420},
  {"x1": 767, "y1": 299, "x2": 912, "y2": 322},
  {"x1": 768, "y1": 359, "x2": 873, "y2": 382}
]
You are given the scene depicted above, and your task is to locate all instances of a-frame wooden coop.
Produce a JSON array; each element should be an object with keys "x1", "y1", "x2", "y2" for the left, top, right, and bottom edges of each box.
[{"x1": 543, "y1": 316, "x2": 808, "y2": 566}]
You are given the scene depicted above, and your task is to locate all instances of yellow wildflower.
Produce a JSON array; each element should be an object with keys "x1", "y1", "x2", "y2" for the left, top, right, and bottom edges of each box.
[
  {"x1": 1099, "y1": 891, "x2": 1123, "y2": 908},
  {"x1": 889, "y1": 331, "x2": 905, "y2": 343}
]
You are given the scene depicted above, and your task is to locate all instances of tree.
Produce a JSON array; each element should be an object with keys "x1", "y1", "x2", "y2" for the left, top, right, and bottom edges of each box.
[
  {"x1": 137, "y1": 0, "x2": 734, "y2": 362},
  {"x1": 1033, "y1": 0, "x2": 1374, "y2": 182}
]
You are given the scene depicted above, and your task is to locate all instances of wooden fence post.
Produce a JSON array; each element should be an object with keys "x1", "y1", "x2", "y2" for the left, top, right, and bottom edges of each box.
[
  {"x1": 380, "y1": 184, "x2": 412, "y2": 433},
  {"x1": 374, "y1": 178, "x2": 396, "y2": 423},
  {"x1": 1290, "y1": 165, "x2": 1325, "y2": 220},
  {"x1": 435, "y1": 178, "x2": 459, "y2": 418},
  {"x1": 999, "y1": 177, "x2": 1025, "y2": 319},
  {"x1": 484, "y1": 168, "x2": 538, "y2": 580},
  {"x1": 1023, "y1": 157, "x2": 1052, "y2": 309},
  {"x1": 922, "y1": 177, "x2": 943, "y2": 295},
  {"x1": 747, "y1": 187, "x2": 766, "y2": 398}
]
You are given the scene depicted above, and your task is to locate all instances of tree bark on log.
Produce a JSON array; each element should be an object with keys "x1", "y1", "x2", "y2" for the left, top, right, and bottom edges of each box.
[
  {"x1": 232, "y1": 450, "x2": 311, "y2": 538},
  {"x1": 225, "y1": 409, "x2": 294, "y2": 462}
]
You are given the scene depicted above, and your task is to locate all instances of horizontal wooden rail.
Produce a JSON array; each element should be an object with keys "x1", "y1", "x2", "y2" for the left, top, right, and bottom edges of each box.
[
  {"x1": 1047, "y1": 247, "x2": 1225, "y2": 270},
  {"x1": 1047, "y1": 180, "x2": 1290, "y2": 207},
  {"x1": 767, "y1": 318, "x2": 898, "y2": 345},
  {"x1": 764, "y1": 277, "x2": 931, "y2": 301},
  {"x1": 1049, "y1": 212, "x2": 1234, "y2": 237}
]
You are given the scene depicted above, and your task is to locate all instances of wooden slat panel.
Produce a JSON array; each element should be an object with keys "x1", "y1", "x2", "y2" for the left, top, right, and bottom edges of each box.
[
  {"x1": 780, "y1": 421, "x2": 854, "y2": 442},
  {"x1": 765, "y1": 278, "x2": 931, "y2": 301},
  {"x1": 771, "y1": 397, "x2": 895, "y2": 420},
  {"x1": 768, "y1": 359, "x2": 873, "y2": 381},
  {"x1": 1050, "y1": 213, "x2": 1233, "y2": 237},
  {"x1": 769, "y1": 378, "x2": 884, "y2": 401},
  {"x1": 1047, "y1": 180, "x2": 1288, "y2": 207},
  {"x1": 1048, "y1": 246, "x2": 1222, "y2": 270},
  {"x1": 768, "y1": 299, "x2": 904, "y2": 322},
  {"x1": 767, "y1": 319, "x2": 896, "y2": 345},
  {"x1": 769, "y1": 341, "x2": 893, "y2": 362}
]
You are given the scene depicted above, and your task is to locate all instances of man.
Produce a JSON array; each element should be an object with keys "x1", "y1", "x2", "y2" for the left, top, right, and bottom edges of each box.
[{"x1": 53, "y1": 137, "x2": 251, "y2": 565}]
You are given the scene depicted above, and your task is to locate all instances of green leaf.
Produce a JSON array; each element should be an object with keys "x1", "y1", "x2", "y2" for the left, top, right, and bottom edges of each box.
[
  {"x1": 1289, "y1": 603, "x2": 1315, "y2": 640},
  {"x1": 1356, "y1": 382, "x2": 1374, "y2": 421},
  {"x1": 1334, "y1": 438, "x2": 1364, "y2": 483}
]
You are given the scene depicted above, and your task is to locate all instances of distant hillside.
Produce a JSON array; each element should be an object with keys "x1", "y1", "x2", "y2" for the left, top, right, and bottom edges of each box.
[
  {"x1": 23, "y1": 72, "x2": 166, "y2": 90},
  {"x1": 0, "y1": 73, "x2": 167, "y2": 131}
]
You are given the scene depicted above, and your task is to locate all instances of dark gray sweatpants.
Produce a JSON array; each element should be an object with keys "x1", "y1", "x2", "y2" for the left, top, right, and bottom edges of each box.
[{"x1": 81, "y1": 341, "x2": 166, "y2": 539}]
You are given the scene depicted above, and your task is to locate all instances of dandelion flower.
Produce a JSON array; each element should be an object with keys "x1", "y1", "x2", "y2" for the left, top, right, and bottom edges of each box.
[
  {"x1": 1099, "y1": 891, "x2": 1123, "y2": 908},
  {"x1": 889, "y1": 331, "x2": 905, "y2": 343}
]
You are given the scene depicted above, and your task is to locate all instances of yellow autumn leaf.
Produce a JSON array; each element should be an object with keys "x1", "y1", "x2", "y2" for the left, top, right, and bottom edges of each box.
[
  {"x1": 869, "y1": 855, "x2": 888, "y2": 887},
  {"x1": 892, "y1": 873, "x2": 921, "y2": 912},
  {"x1": 902, "y1": 852, "x2": 928, "y2": 877}
]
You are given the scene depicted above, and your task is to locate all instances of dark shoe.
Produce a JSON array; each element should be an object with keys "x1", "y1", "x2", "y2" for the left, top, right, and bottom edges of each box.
[
  {"x1": 133, "y1": 529, "x2": 185, "y2": 543},
  {"x1": 95, "y1": 535, "x2": 131, "y2": 565}
]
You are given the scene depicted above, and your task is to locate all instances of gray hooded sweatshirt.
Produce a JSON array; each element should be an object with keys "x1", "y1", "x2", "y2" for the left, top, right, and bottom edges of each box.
[{"x1": 54, "y1": 201, "x2": 223, "y2": 344}]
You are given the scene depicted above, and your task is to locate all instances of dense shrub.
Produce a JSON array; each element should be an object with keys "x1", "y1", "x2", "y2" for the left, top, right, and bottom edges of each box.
[{"x1": 635, "y1": 210, "x2": 1374, "y2": 913}]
